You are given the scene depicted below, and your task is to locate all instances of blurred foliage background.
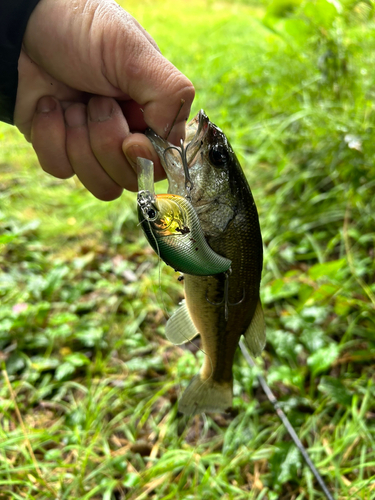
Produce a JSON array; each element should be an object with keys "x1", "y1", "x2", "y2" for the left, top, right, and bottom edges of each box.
[{"x1": 1, "y1": 0, "x2": 375, "y2": 498}]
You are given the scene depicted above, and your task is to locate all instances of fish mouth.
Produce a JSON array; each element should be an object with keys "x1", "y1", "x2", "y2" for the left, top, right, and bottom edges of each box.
[
  {"x1": 185, "y1": 109, "x2": 210, "y2": 145},
  {"x1": 145, "y1": 109, "x2": 209, "y2": 156},
  {"x1": 145, "y1": 128, "x2": 170, "y2": 161},
  {"x1": 145, "y1": 110, "x2": 210, "y2": 193},
  {"x1": 145, "y1": 127, "x2": 181, "y2": 185}
]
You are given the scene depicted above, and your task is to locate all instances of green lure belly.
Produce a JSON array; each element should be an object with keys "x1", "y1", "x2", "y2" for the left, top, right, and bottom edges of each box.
[{"x1": 137, "y1": 192, "x2": 231, "y2": 276}]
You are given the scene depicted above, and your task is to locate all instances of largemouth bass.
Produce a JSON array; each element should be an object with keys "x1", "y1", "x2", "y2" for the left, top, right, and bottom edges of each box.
[{"x1": 145, "y1": 110, "x2": 265, "y2": 415}]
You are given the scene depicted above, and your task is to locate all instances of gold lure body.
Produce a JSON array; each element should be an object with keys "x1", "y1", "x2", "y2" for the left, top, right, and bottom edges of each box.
[{"x1": 137, "y1": 192, "x2": 231, "y2": 276}]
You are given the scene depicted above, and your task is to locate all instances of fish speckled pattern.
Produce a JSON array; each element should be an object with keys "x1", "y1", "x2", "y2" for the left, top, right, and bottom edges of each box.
[{"x1": 146, "y1": 110, "x2": 265, "y2": 415}]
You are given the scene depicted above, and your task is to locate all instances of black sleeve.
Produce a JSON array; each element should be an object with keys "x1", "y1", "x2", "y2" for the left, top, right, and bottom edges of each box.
[{"x1": 0, "y1": 0, "x2": 41, "y2": 124}]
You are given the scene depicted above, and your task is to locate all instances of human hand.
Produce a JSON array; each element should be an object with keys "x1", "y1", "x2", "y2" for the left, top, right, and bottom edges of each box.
[{"x1": 15, "y1": 0, "x2": 195, "y2": 200}]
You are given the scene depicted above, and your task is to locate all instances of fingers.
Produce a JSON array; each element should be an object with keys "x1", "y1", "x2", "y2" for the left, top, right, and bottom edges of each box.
[
  {"x1": 15, "y1": 51, "x2": 86, "y2": 142},
  {"x1": 66, "y1": 97, "x2": 150, "y2": 197},
  {"x1": 86, "y1": 97, "x2": 138, "y2": 192},
  {"x1": 21, "y1": 0, "x2": 194, "y2": 199},
  {"x1": 102, "y1": 6, "x2": 195, "y2": 144},
  {"x1": 54, "y1": 95, "x2": 163, "y2": 198},
  {"x1": 31, "y1": 95, "x2": 158, "y2": 200},
  {"x1": 65, "y1": 101, "x2": 124, "y2": 200},
  {"x1": 129, "y1": 16, "x2": 161, "y2": 54},
  {"x1": 31, "y1": 96, "x2": 74, "y2": 179}
]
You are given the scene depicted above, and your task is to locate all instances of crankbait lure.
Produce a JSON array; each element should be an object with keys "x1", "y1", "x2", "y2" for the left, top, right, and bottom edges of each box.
[{"x1": 136, "y1": 157, "x2": 231, "y2": 276}]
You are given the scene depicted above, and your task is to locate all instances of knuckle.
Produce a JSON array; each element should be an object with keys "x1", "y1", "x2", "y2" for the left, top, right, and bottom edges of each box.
[
  {"x1": 183, "y1": 81, "x2": 196, "y2": 103},
  {"x1": 93, "y1": 134, "x2": 117, "y2": 156}
]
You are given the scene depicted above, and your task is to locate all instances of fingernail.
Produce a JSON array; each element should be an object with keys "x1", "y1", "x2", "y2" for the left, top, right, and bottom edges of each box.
[
  {"x1": 124, "y1": 144, "x2": 152, "y2": 171},
  {"x1": 88, "y1": 98, "x2": 114, "y2": 122},
  {"x1": 37, "y1": 96, "x2": 57, "y2": 114},
  {"x1": 65, "y1": 105, "x2": 87, "y2": 128}
]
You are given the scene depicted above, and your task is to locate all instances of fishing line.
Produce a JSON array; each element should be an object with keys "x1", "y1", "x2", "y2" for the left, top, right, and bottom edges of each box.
[
  {"x1": 145, "y1": 217, "x2": 171, "y2": 320},
  {"x1": 141, "y1": 217, "x2": 214, "y2": 381},
  {"x1": 140, "y1": 217, "x2": 214, "y2": 374},
  {"x1": 239, "y1": 339, "x2": 335, "y2": 500}
]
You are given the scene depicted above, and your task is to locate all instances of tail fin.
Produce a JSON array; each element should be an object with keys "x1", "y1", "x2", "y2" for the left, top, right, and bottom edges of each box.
[{"x1": 178, "y1": 374, "x2": 232, "y2": 415}]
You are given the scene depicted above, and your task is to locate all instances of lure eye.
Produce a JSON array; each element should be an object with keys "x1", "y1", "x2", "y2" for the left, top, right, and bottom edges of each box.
[
  {"x1": 146, "y1": 208, "x2": 157, "y2": 220},
  {"x1": 209, "y1": 144, "x2": 229, "y2": 167}
]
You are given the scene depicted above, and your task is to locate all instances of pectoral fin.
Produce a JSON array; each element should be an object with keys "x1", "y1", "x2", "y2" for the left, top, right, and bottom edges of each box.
[
  {"x1": 165, "y1": 300, "x2": 199, "y2": 345},
  {"x1": 243, "y1": 300, "x2": 266, "y2": 357}
]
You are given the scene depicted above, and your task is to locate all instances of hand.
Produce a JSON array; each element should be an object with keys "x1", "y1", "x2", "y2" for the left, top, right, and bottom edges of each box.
[{"x1": 15, "y1": 0, "x2": 195, "y2": 200}]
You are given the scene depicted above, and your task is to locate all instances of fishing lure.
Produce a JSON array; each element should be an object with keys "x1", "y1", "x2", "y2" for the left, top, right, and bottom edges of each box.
[{"x1": 137, "y1": 157, "x2": 231, "y2": 276}]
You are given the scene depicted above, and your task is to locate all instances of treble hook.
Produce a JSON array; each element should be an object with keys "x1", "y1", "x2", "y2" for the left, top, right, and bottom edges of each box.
[
  {"x1": 206, "y1": 268, "x2": 245, "y2": 321},
  {"x1": 163, "y1": 139, "x2": 194, "y2": 200}
]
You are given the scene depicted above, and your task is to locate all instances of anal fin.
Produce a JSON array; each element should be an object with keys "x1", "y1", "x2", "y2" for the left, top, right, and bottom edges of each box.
[
  {"x1": 165, "y1": 300, "x2": 199, "y2": 345},
  {"x1": 243, "y1": 300, "x2": 266, "y2": 357}
]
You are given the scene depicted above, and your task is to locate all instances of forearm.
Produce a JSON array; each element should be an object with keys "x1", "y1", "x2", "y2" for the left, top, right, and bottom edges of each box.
[{"x1": 0, "y1": 0, "x2": 41, "y2": 124}]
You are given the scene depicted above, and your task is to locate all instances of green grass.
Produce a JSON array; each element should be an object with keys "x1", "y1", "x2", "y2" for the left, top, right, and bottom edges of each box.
[{"x1": 1, "y1": 0, "x2": 375, "y2": 498}]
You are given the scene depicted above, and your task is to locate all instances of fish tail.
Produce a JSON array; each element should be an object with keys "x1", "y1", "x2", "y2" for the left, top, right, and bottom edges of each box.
[{"x1": 178, "y1": 374, "x2": 232, "y2": 415}]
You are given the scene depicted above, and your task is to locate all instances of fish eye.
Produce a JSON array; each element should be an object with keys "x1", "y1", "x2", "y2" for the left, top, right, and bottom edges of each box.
[{"x1": 209, "y1": 144, "x2": 229, "y2": 167}]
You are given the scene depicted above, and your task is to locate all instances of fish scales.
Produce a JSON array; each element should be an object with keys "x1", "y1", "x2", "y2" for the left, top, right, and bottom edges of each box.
[
  {"x1": 146, "y1": 110, "x2": 265, "y2": 415},
  {"x1": 185, "y1": 191, "x2": 263, "y2": 384}
]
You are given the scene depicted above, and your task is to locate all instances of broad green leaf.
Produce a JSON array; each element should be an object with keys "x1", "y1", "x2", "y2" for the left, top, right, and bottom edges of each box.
[
  {"x1": 303, "y1": 0, "x2": 339, "y2": 28},
  {"x1": 308, "y1": 259, "x2": 347, "y2": 280},
  {"x1": 267, "y1": 328, "x2": 302, "y2": 361},
  {"x1": 55, "y1": 362, "x2": 76, "y2": 381},
  {"x1": 307, "y1": 343, "x2": 340, "y2": 375},
  {"x1": 30, "y1": 356, "x2": 59, "y2": 372},
  {"x1": 76, "y1": 327, "x2": 106, "y2": 348},
  {"x1": 64, "y1": 353, "x2": 90, "y2": 367},
  {"x1": 270, "y1": 442, "x2": 302, "y2": 486},
  {"x1": 268, "y1": 365, "x2": 304, "y2": 389},
  {"x1": 263, "y1": 278, "x2": 301, "y2": 304},
  {"x1": 6, "y1": 352, "x2": 27, "y2": 375},
  {"x1": 318, "y1": 375, "x2": 353, "y2": 406}
]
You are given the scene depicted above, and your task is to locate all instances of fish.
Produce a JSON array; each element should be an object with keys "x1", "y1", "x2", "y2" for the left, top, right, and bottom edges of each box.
[{"x1": 145, "y1": 110, "x2": 265, "y2": 415}]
